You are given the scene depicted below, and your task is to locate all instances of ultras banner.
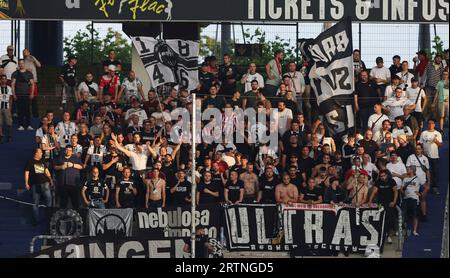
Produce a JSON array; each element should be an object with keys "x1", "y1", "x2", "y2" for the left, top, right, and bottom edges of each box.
[
  {"x1": 1, "y1": 0, "x2": 448, "y2": 23},
  {"x1": 29, "y1": 237, "x2": 193, "y2": 258},
  {"x1": 135, "y1": 204, "x2": 223, "y2": 240},
  {"x1": 223, "y1": 204, "x2": 386, "y2": 253},
  {"x1": 300, "y1": 17, "x2": 355, "y2": 136}
]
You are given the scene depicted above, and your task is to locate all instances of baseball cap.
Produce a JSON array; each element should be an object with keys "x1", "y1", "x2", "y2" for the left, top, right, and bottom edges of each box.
[{"x1": 416, "y1": 50, "x2": 427, "y2": 56}]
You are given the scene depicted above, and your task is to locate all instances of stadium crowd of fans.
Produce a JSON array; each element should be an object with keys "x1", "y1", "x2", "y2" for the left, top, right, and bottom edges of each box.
[{"x1": 0, "y1": 45, "x2": 448, "y2": 242}]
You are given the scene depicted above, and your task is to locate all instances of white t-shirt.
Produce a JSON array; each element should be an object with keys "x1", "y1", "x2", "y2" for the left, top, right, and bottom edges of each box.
[
  {"x1": 406, "y1": 154, "x2": 430, "y2": 179},
  {"x1": 242, "y1": 73, "x2": 265, "y2": 93},
  {"x1": 383, "y1": 98, "x2": 412, "y2": 121},
  {"x1": 122, "y1": 78, "x2": 143, "y2": 101},
  {"x1": 384, "y1": 85, "x2": 406, "y2": 99},
  {"x1": 125, "y1": 108, "x2": 148, "y2": 126},
  {"x1": 386, "y1": 161, "x2": 407, "y2": 189},
  {"x1": 396, "y1": 71, "x2": 415, "y2": 90},
  {"x1": 128, "y1": 149, "x2": 149, "y2": 171},
  {"x1": 55, "y1": 121, "x2": 78, "y2": 148},
  {"x1": 0, "y1": 85, "x2": 13, "y2": 110},
  {"x1": 274, "y1": 108, "x2": 293, "y2": 135},
  {"x1": 392, "y1": 126, "x2": 413, "y2": 139},
  {"x1": 362, "y1": 162, "x2": 378, "y2": 188},
  {"x1": 367, "y1": 113, "x2": 389, "y2": 132},
  {"x1": 284, "y1": 71, "x2": 306, "y2": 98},
  {"x1": 1, "y1": 55, "x2": 18, "y2": 79},
  {"x1": 403, "y1": 175, "x2": 426, "y2": 203},
  {"x1": 419, "y1": 130, "x2": 442, "y2": 159},
  {"x1": 406, "y1": 87, "x2": 426, "y2": 113},
  {"x1": 87, "y1": 145, "x2": 107, "y2": 166},
  {"x1": 78, "y1": 82, "x2": 99, "y2": 98},
  {"x1": 370, "y1": 66, "x2": 391, "y2": 85},
  {"x1": 151, "y1": 111, "x2": 172, "y2": 127},
  {"x1": 35, "y1": 127, "x2": 45, "y2": 141}
]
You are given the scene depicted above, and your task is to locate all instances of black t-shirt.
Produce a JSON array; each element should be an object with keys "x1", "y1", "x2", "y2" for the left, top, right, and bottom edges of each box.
[
  {"x1": 117, "y1": 179, "x2": 135, "y2": 207},
  {"x1": 218, "y1": 63, "x2": 238, "y2": 95},
  {"x1": 298, "y1": 156, "x2": 314, "y2": 179},
  {"x1": 397, "y1": 144, "x2": 415, "y2": 164},
  {"x1": 258, "y1": 176, "x2": 280, "y2": 203},
  {"x1": 103, "y1": 153, "x2": 126, "y2": 177},
  {"x1": 60, "y1": 64, "x2": 77, "y2": 87},
  {"x1": 12, "y1": 70, "x2": 33, "y2": 96},
  {"x1": 324, "y1": 187, "x2": 346, "y2": 203},
  {"x1": 358, "y1": 139, "x2": 379, "y2": 161},
  {"x1": 374, "y1": 178, "x2": 397, "y2": 205},
  {"x1": 198, "y1": 181, "x2": 220, "y2": 204},
  {"x1": 289, "y1": 174, "x2": 303, "y2": 189},
  {"x1": 183, "y1": 235, "x2": 209, "y2": 258},
  {"x1": 284, "y1": 144, "x2": 302, "y2": 162},
  {"x1": 198, "y1": 71, "x2": 215, "y2": 95},
  {"x1": 102, "y1": 59, "x2": 121, "y2": 69},
  {"x1": 171, "y1": 180, "x2": 191, "y2": 207},
  {"x1": 25, "y1": 159, "x2": 49, "y2": 185},
  {"x1": 225, "y1": 180, "x2": 244, "y2": 203},
  {"x1": 77, "y1": 133, "x2": 92, "y2": 161},
  {"x1": 83, "y1": 179, "x2": 107, "y2": 200},
  {"x1": 300, "y1": 186, "x2": 322, "y2": 201},
  {"x1": 355, "y1": 80, "x2": 378, "y2": 108}
]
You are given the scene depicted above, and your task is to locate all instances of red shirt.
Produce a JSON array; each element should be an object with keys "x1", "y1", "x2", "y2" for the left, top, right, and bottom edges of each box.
[{"x1": 99, "y1": 75, "x2": 120, "y2": 98}]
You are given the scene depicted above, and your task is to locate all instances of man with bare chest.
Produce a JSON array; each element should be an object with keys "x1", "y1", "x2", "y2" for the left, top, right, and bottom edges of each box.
[
  {"x1": 239, "y1": 163, "x2": 259, "y2": 203},
  {"x1": 145, "y1": 168, "x2": 166, "y2": 208},
  {"x1": 275, "y1": 173, "x2": 299, "y2": 204}
]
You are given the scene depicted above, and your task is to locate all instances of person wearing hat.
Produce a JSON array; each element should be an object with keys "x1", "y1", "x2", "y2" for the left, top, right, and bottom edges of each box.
[
  {"x1": 1, "y1": 45, "x2": 18, "y2": 83},
  {"x1": 396, "y1": 61, "x2": 415, "y2": 91},
  {"x1": 99, "y1": 64, "x2": 120, "y2": 101},
  {"x1": 370, "y1": 57, "x2": 391, "y2": 99},
  {"x1": 59, "y1": 55, "x2": 77, "y2": 110}
]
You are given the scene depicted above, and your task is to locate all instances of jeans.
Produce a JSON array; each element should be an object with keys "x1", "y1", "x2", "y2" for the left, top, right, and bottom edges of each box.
[
  {"x1": 429, "y1": 158, "x2": 439, "y2": 189},
  {"x1": 17, "y1": 96, "x2": 31, "y2": 128},
  {"x1": 359, "y1": 107, "x2": 372, "y2": 130},
  {"x1": 31, "y1": 96, "x2": 39, "y2": 118},
  {"x1": 31, "y1": 182, "x2": 52, "y2": 223},
  {"x1": 90, "y1": 199, "x2": 106, "y2": 209}
]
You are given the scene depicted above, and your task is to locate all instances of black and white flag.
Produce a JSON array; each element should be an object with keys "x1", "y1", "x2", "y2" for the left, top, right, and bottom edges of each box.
[
  {"x1": 299, "y1": 17, "x2": 355, "y2": 136},
  {"x1": 88, "y1": 209, "x2": 133, "y2": 237},
  {"x1": 131, "y1": 37, "x2": 199, "y2": 90}
]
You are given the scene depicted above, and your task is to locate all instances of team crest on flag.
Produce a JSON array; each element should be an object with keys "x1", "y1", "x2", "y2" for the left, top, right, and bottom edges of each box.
[
  {"x1": 131, "y1": 37, "x2": 199, "y2": 90},
  {"x1": 299, "y1": 17, "x2": 355, "y2": 136}
]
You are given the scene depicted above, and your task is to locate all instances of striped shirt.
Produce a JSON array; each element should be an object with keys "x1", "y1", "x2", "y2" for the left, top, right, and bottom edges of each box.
[
  {"x1": 0, "y1": 85, "x2": 12, "y2": 109},
  {"x1": 425, "y1": 63, "x2": 445, "y2": 88}
]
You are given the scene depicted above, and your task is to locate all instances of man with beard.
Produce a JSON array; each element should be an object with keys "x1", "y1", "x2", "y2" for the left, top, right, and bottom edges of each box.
[
  {"x1": 170, "y1": 169, "x2": 191, "y2": 207},
  {"x1": 257, "y1": 166, "x2": 279, "y2": 204},
  {"x1": 77, "y1": 72, "x2": 99, "y2": 102},
  {"x1": 218, "y1": 54, "x2": 238, "y2": 98},
  {"x1": 143, "y1": 89, "x2": 160, "y2": 116},
  {"x1": 223, "y1": 170, "x2": 244, "y2": 204},
  {"x1": 197, "y1": 171, "x2": 220, "y2": 205}
]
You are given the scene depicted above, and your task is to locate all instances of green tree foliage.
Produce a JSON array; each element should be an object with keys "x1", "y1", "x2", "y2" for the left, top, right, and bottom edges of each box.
[
  {"x1": 63, "y1": 23, "x2": 131, "y2": 65},
  {"x1": 199, "y1": 27, "x2": 297, "y2": 66}
]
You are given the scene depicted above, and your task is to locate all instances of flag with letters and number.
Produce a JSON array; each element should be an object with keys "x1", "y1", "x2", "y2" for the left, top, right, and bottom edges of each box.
[
  {"x1": 131, "y1": 37, "x2": 199, "y2": 90},
  {"x1": 299, "y1": 17, "x2": 355, "y2": 136}
]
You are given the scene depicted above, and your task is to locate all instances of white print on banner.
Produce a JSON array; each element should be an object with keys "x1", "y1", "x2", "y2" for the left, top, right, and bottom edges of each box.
[
  {"x1": 247, "y1": 0, "x2": 449, "y2": 21},
  {"x1": 137, "y1": 208, "x2": 217, "y2": 239},
  {"x1": 65, "y1": 0, "x2": 80, "y2": 8}
]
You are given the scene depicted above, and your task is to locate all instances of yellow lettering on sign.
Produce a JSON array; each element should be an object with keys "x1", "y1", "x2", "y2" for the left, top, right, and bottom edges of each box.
[
  {"x1": 127, "y1": 0, "x2": 166, "y2": 20},
  {"x1": 94, "y1": 0, "x2": 116, "y2": 18}
]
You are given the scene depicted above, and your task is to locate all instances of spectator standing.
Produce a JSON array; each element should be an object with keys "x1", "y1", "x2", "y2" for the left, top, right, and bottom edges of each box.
[
  {"x1": 386, "y1": 152, "x2": 407, "y2": 189},
  {"x1": 55, "y1": 111, "x2": 78, "y2": 149},
  {"x1": 102, "y1": 49, "x2": 121, "y2": 73},
  {"x1": 384, "y1": 75, "x2": 402, "y2": 101},
  {"x1": 223, "y1": 170, "x2": 244, "y2": 204},
  {"x1": 59, "y1": 55, "x2": 77, "y2": 111},
  {"x1": 0, "y1": 74, "x2": 13, "y2": 142},
  {"x1": 77, "y1": 72, "x2": 99, "y2": 103},
  {"x1": 1, "y1": 45, "x2": 18, "y2": 83},
  {"x1": 434, "y1": 71, "x2": 449, "y2": 130},
  {"x1": 116, "y1": 167, "x2": 137, "y2": 208},
  {"x1": 23, "y1": 48, "x2": 41, "y2": 118},
  {"x1": 413, "y1": 50, "x2": 429, "y2": 88},
  {"x1": 196, "y1": 171, "x2": 220, "y2": 205},
  {"x1": 25, "y1": 148, "x2": 53, "y2": 225},
  {"x1": 370, "y1": 57, "x2": 391, "y2": 99},
  {"x1": 353, "y1": 49, "x2": 367, "y2": 81},
  {"x1": 368, "y1": 102, "x2": 389, "y2": 132},
  {"x1": 275, "y1": 173, "x2": 299, "y2": 204},
  {"x1": 383, "y1": 88, "x2": 412, "y2": 123},
  {"x1": 218, "y1": 54, "x2": 238, "y2": 98},
  {"x1": 284, "y1": 61, "x2": 305, "y2": 113},
  {"x1": 423, "y1": 54, "x2": 445, "y2": 120},
  {"x1": 54, "y1": 145, "x2": 84, "y2": 209},
  {"x1": 389, "y1": 55, "x2": 402, "y2": 80},
  {"x1": 81, "y1": 167, "x2": 109, "y2": 209},
  {"x1": 11, "y1": 59, "x2": 34, "y2": 131},
  {"x1": 117, "y1": 70, "x2": 145, "y2": 103},
  {"x1": 397, "y1": 61, "x2": 414, "y2": 90},
  {"x1": 241, "y1": 62, "x2": 264, "y2": 93},
  {"x1": 354, "y1": 70, "x2": 378, "y2": 130},
  {"x1": 99, "y1": 65, "x2": 121, "y2": 101},
  {"x1": 406, "y1": 78, "x2": 427, "y2": 129},
  {"x1": 265, "y1": 50, "x2": 284, "y2": 99},
  {"x1": 419, "y1": 119, "x2": 443, "y2": 195},
  {"x1": 197, "y1": 62, "x2": 215, "y2": 96},
  {"x1": 257, "y1": 166, "x2": 279, "y2": 203},
  {"x1": 401, "y1": 166, "x2": 425, "y2": 236}
]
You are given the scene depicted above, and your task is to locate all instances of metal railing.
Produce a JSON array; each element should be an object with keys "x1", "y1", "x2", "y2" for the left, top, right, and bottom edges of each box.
[{"x1": 29, "y1": 235, "x2": 74, "y2": 254}]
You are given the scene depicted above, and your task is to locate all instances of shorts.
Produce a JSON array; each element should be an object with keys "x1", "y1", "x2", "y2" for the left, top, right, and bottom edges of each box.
[
  {"x1": 0, "y1": 109, "x2": 12, "y2": 126},
  {"x1": 402, "y1": 198, "x2": 420, "y2": 219},
  {"x1": 439, "y1": 101, "x2": 449, "y2": 118}
]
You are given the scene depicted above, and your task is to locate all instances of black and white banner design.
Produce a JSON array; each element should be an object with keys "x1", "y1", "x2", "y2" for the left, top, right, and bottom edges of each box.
[
  {"x1": 131, "y1": 37, "x2": 199, "y2": 90},
  {"x1": 88, "y1": 209, "x2": 133, "y2": 237},
  {"x1": 223, "y1": 204, "x2": 386, "y2": 253},
  {"x1": 135, "y1": 204, "x2": 223, "y2": 240},
  {"x1": 300, "y1": 17, "x2": 355, "y2": 136},
  {"x1": 30, "y1": 237, "x2": 190, "y2": 258}
]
